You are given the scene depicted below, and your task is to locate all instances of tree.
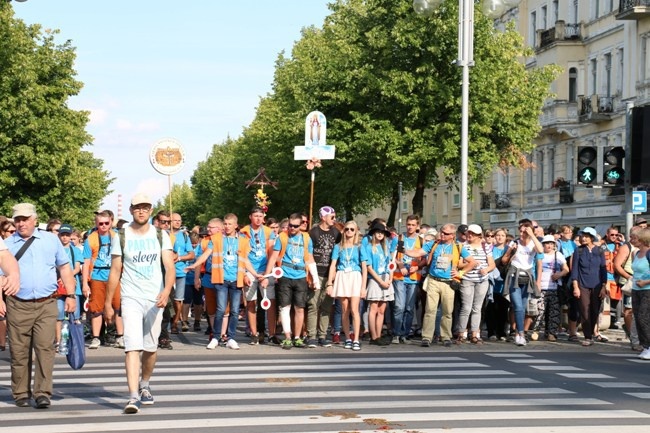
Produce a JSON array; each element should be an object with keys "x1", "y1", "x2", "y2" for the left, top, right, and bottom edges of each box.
[
  {"x1": 0, "y1": 4, "x2": 112, "y2": 228},
  {"x1": 154, "y1": 181, "x2": 199, "y2": 228}
]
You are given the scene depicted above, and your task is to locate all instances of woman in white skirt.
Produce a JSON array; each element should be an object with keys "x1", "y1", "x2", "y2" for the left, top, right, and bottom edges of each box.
[
  {"x1": 362, "y1": 222, "x2": 394, "y2": 345},
  {"x1": 326, "y1": 221, "x2": 366, "y2": 351}
]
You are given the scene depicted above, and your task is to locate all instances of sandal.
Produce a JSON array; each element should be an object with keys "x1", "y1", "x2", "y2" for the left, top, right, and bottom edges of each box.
[
  {"x1": 568, "y1": 334, "x2": 579, "y2": 343},
  {"x1": 582, "y1": 339, "x2": 593, "y2": 346},
  {"x1": 470, "y1": 336, "x2": 483, "y2": 345},
  {"x1": 594, "y1": 335, "x2": 609, "y2": 342}
]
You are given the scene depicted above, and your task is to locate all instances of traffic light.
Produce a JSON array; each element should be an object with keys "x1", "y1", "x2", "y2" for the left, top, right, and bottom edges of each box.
[
  {"x1": 577, "y1": 146, "x2": 597, "y2": 185},
  {"x1": 603, "y1": 146, "x2": 625, "y2": 185}
]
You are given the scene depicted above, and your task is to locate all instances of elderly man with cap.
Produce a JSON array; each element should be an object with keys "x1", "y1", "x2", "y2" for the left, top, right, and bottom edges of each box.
[
  {"x1": 5, "y1": 203, "x2": 76, "y2": 409},
  {"x1": 105, "y1": 193, "x2": 176, "y2": 414},
  {"x1": 306, "y1": 205, "x2": 341, "y2": 347},
  {"x1": 636, "y1": 218, "x2": 648, "y2": 229},
  {"x1": 403, "y1": 223, "x2": 476, "y2": 347}
]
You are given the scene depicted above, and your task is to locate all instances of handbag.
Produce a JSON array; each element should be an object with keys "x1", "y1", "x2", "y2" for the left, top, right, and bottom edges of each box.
[
  {"x1": 66, "y1": 313, "x2": 86, "y2": 370},
  {"x1": 621, "y1": 278, "x2": 633, "y2": 296}
]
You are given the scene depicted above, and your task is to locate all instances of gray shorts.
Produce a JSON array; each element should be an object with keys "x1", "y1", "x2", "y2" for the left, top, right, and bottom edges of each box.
[
  {"x1": 244, "y1": 275, "x2": 276, "y2": 302},
  {"x1": 121, "y1": 297, "x2": 163, "y2": 353}
]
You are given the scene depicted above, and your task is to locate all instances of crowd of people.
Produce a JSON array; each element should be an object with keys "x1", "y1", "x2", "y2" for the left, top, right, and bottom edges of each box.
[{"x1": 1, "y1": 198, "x2": 649, "y2": 413}]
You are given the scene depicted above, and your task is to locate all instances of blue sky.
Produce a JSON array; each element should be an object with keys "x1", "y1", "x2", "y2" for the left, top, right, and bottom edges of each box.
[{"x1": 12, "y1": 0, "x2": 332, "y2": 219}]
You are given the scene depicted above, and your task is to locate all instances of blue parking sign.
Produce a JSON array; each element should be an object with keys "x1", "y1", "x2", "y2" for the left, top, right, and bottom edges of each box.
[{"x1": 633, "y1": 191, "x2": 647, "y2": 213}]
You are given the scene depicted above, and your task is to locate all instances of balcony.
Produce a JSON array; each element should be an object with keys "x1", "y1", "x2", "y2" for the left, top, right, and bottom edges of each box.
[
  {"x1": 578, "y1": 95, "x2": 615, "y2": 123},
  {"x1": 480, "y1": 191, "x2": 511, "y2": 210},
  {"x1": 537, "y1": 21, "x2": 582, "y2": 51},
  {"x1": 617, "y1": 0, "x2": 650, "y2": 20}
]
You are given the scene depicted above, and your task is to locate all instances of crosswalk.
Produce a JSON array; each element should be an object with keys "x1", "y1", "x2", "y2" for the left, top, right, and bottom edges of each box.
[{"x1": 0, "y1": 352, "x2": 649, "y2": 432}]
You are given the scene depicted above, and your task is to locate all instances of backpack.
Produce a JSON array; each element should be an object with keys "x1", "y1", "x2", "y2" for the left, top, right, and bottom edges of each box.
[{"x1": 85, "y1": 231, "x2": 113, "y2": 280}]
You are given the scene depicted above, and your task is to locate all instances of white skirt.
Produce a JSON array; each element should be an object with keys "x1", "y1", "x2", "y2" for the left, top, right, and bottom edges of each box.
[
  {"x1": 366, "y1": 277, "x2": 394, "y2": 302},
  {"x1": 332, "y1": 270, "x2": 363, "y2": 298}
]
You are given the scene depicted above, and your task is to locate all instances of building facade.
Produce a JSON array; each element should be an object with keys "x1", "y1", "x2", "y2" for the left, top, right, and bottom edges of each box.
[{"x1": 361, "y1": 0, "x2": 650, "y2": 236}]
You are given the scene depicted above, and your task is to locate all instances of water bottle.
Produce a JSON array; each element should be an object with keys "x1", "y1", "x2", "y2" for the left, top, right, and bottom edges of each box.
[{"x1": 60, "y1": 321, "x2": 70, "y2": 355}]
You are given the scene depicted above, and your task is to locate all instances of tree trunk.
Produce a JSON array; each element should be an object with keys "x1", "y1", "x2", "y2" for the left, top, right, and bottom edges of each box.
[
  {"x1": 412, "y1": 166, "x2": 427, "y2": 217},
  {"x1": 387, "y1": 183, "x2": 399, "y2": 228}
]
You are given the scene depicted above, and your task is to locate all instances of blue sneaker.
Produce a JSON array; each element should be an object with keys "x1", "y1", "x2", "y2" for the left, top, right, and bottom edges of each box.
[
  {"x1": 124, "y1": 398, "x2": 141, "y2": 414},
  {"x1": 344, "y1": 339, "x2": 353, "y2": 349},
  {"x1": 139, "y1": 386, "x2": 154, "y2": 405}
]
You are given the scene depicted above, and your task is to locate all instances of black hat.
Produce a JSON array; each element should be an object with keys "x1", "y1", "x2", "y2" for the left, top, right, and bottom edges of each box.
[
  {"x1": 457, "y1": 224, "x2": 469, "y2": 234},
  {"x1": 368, "y1": 222, "x2": 390, "y2": 237},
  {"x1": 198, "y1": 227, "x2": 209, "y2": 236}
]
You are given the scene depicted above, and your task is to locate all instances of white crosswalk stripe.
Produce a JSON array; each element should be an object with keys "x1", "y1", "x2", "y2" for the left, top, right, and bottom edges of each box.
[{"x1": 0, "y1": 354, "x2": 648, "y2": 432}]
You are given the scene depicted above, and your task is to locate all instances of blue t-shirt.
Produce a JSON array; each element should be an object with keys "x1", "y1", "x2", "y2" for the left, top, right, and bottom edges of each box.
[
  {"x1": 632, "y1": 252, "x2": 650, "y2": 291},
  {"x1": 560, "y1": 239, "x2": 577, "y2": 258},
  {"x1": 185, "y1": 244, "x2": 199, "y2": 283},
  {"x1": 247, "y1": 227, "x2": 277, "y2": 273},
  {"x1": 361, "y1": 242, "x2": 391, "y2": 282},
  {"x1": 398, "y1": 235, "x2": 421, "y2": 284},
  {"x1": 83, "y1": 233, "x2": 113, "y2": 282},
  {"x1": 274, "y1": 233, "x2": 313, "y2": 280},
  {"x1": 172, "y1": 231, "x2": 193, "y2": 278},
  {"x1": 65, "y1": 245, "x2": 84, "y2": 295},
  {"x1": 422, "y1": 240, "x2": 471, "y2": 280},
  {"x1": 332, "y1": 244, "x2": 362, "y2": 272}
]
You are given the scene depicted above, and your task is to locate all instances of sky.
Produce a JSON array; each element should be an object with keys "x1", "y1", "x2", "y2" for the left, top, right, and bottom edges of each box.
[{"x1": 12, "y1": 0, "x2": 333, "y2": 219}]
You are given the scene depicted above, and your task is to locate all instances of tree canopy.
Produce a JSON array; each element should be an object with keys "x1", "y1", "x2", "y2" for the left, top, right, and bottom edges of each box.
[
  {"x1": 173, "y1": 0, "x2": 560, "y2": 225},
  {"x1": 0, "y1": 4, "x2": 112, "y2": 228}
]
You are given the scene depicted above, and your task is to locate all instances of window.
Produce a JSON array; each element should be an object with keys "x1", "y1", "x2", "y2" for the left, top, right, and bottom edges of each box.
[
  {"x1": 443, "y1": 192, "x2": 449, "y2": 216},
  {"x1": 569, "y1": 67, "x2": 578, "y2": 102},
  {"x1": 552, "y1": 0, "x2": 559, "y2": 23},
  {"x1": 604, "y1": 53, "x2": 612, "y2": 97},
  {"x1": 548, "y1": 148, "x2": 555, "y2": 188},
  {"x1": 526, "y1": 154, "x2": 533, "y2": 192},
  {"x1": 452, "y1": 193, "x2": 460, "y2": 209},
  {"x1": 590, "y1": 58, "x2": 598, "y2": 95},
  {"x1": 541, "y1": 6, "x2": 547, "y2": 30},
  {"x1": 617, "y1": 48, "x2": 624, "y2": 96},
  {"x1": 530, "y1": 11, "x2": 537, "y2": 47},
  {"x1": 536, "y1": 150, "x2": 545, "y2": 190},
  {"x1": 592, "y1": 0, "x2": 600, "y2": 20},
  {"x1": 570, "y1": 0, "x2": 578, "y2": 24}
]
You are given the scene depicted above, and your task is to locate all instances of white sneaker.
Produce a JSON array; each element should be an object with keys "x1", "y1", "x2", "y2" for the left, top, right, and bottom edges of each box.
[
  {"x1": 114, "y1": 336, "x2": 125, "y2": 349},
  {"x1": 206, "y1": 338, "x2": 219, "y2": 350},
  {"x1": 89, "y1": 337, "x2": 101, "y2": 349},
  {"x1": 226, "y1": 339, "x2": 240, "y2": 350},
  {"x1": 515, "y1": 335, "x2": 527, "y2": 347},
  {"x1": 638, "y1": 348, "x2": 650, "y2": 360}
]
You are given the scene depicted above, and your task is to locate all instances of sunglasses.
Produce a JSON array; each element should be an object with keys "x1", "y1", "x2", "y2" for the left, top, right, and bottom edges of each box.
[
  {"x1": 289, "y1": 223, "x2": 301, "y2": 229},
  {"x1": 485, "y1": 234, "x2": 494, "y2": 238},
  {"x1": 159, "y1": 220, "x2": 171, "y2": 224},
  {"x1": 97, "y1": 222, "x2": 111, "y2": 227},
  {"x1": 441, "y1": 231, "x2": 454, "y2": 236},
  {"x1": 7, "y1": 229, "x2": 16, "y2": 234},
  {"x1": 301, "y1": 220, "x2": 308, "y2": 224},
  {"x1": 344, "y1": 227, "x2": 356, "y2": 232}
]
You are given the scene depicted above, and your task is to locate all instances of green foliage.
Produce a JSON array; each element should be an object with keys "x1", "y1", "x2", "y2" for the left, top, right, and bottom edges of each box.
[
  {"x1": 154, "y1": 181, "x2": 199, "y2": 228},
  {"x1": 0, "y1": 5, "x2": 112, "y2": 228},
  {"x1": 186, "y1": 0, "x2": 559, "y2": 220}
]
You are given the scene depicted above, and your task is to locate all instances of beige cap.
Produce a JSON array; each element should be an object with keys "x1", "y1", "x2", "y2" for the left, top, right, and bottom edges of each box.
[
  {"x1": 12, "y1": 203, "x2": 36, "y2": 219},
  {"x1": 131, "y1": 193, "x2": 152, "y2": 206}
]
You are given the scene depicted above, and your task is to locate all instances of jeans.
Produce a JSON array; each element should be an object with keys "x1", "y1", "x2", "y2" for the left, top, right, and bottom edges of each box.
[
  {"x1": 509, "y1": 283, "x2": 528, "y2": 333},
  {"x1": 392, "y1": 280, "x2": 418, "y2": 337},
  {"x1": 332, "y1": 299, "x2": 342, "y2": 334},
  {"x1": 214, "y1": 281, "x2": 241, "y2": 339}
]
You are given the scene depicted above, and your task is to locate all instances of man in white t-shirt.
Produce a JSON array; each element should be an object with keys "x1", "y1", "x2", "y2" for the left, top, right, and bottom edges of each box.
[{"x1": 105, "y1": 193, "x2": 175, "y2": 414}]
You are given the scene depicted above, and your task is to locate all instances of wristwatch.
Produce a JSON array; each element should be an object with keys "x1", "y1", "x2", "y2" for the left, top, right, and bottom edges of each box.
[{"x1": 66, "y1": 294, "x2": 76, "y2": 299}]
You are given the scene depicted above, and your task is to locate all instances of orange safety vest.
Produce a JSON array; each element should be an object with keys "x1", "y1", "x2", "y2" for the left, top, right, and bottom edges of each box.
[
  {"x1": 393, "y1": 234, "x2": 422, "y2": 281},
  {"x1": 85, "y1": 230, "x2": 115, "y2": 281},
  {"x1": 209, "y1": 233, "x2": 249, "y2": 287},
  {"x1": 239, "y1": 225, "x2": 274, "y2": 258}
]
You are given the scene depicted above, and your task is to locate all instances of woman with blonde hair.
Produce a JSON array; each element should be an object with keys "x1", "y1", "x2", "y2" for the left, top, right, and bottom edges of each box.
[{"x1": 326, "y1": 221, "x2": 367, "y2": 351}]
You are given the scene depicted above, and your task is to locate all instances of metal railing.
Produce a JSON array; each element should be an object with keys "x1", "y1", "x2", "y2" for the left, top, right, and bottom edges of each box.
[{"x1": 619, "y1": 0, "x2": 650, "y2": 12}]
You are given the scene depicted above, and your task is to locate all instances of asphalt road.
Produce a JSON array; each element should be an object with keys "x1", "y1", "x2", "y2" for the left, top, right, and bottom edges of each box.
[{"x1": 0, "y1": 326, "x2": 648, "y2": 433}]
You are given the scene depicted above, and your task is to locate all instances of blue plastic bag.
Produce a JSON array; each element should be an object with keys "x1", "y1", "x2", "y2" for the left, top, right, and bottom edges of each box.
[{"x1": 66, "y1": 313, "x2": 86, "y2": 370}]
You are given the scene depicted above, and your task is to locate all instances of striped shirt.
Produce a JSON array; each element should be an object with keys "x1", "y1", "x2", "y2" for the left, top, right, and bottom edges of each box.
[{"x1": 463, "y1": 242, "x2": 492, "y2": 283}]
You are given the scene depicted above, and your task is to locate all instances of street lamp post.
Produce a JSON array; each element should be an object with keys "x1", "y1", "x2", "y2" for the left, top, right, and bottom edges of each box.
[{"x1": 413, "y1": 0, "x2": 519, "y2": 225}]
